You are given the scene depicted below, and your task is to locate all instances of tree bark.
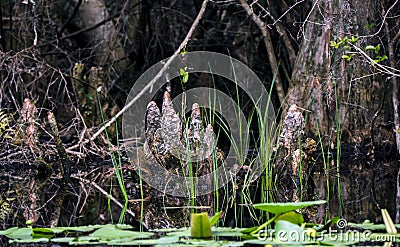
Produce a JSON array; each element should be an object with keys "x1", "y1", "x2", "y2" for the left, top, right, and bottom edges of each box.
[
  {"x1": 289, "y1": 0, "x2": 384, "y2": 141},
  {"x1": 287, "y1": 0, "x2": 395, "y2": 222},
  {"x1": 384, "y1": 5, "x2": 400, "y2": 224},
  {"x1": 288, "y1": 0, "x2": 332, "y2": 136}
]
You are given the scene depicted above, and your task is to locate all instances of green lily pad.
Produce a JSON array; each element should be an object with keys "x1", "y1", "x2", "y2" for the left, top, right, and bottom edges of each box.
[
  {"x1": 51, "y1": 237, "x2": 77, "y2": 243},
  {"x1": 74, "y1": 235, "x2": 101, "y2": 241},
  {"x1": 166, "y1": 228, "x2": 190, "y2": 237},
  {"x1": 32, "y1": 227, "x2": 55, "y2": 238},
  {"x1": 0, "y1": 226, "x2": 18, "y2": 236},
  {"x1": 275, "y1": 220, "x2": 305, "y2": 242},
  {"x1": 212, "y1": 227, "x2": 245, "y2": 237},
  {"x1": 9, "y1": 237, "x2": 49, "y2": 243},
  {"x1": 275, "y1": 211, "x2": 304, "y2": 225},
  {"x1": 253, "y1": 200, "x2": 326, "y2": 215},
  {"x1": 6, "y1": 228, "x2": 33, "y2": 239},
  {"x1": 91, "y1": 224, "x2": 153, "y2": 240},
  {"x1": 49, "y1": 224, "x2": 102, "y2": 233},
  {"x1": 113, "y1": 235, "x2": 181, "y2": 245}
]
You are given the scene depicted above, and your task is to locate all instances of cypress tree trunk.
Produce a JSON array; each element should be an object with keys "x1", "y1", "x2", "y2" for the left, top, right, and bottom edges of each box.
[{"x1": 287, "y1": 0, "x2": 397, "y2": 222}]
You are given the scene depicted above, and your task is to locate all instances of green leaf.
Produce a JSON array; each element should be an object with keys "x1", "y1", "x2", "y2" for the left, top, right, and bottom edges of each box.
[
  {"x1": 274, "y1": 220, "x2": 307, "y2": 243},
  {"x1": 155, "y1": 235, "x2": 180, "y2": 244},
  {"x1": 209, "y1": 211, "x2": 221, "y2": 226},
  {"x1": 342, "y1": 54, "x2": 355, "y2": 61},
  {"x1": 6, "y1": 228, "x2": 33, "y2": 240},
  {"x1": 376, "y1": 55, "x2": 388, "y2": 62},
  {"x1": 253, "y1": 200, "x2": 326, "y2": 215},
  {"x1": 0, "y1": 227, "x2": 18, "y2": 236},
  {"x1": 365, "y1": 45, "x2": 376, "y2": 51},
  {"x1": 33, "y1": 228, "x2": 55, "y2": 235},
  {"x1": 91, "y1": 224, "x2": 153, "y2": 240},
  {"x1": 51, "y1": 237, "x2": 77, "y2": 243},
  {"x1": 179, "y1": 68, "x2": 189, "y2": 83},
  {"x1": 180, "y1": 45, "x2": 188, "y2": 56},
  {"x1": 350, "y1": 36, "x2": 359, "y2": 44},
  {"x1": 190, "y1": 212, "x2": 212, "y2": 239},
  {"x1": 166, "y1": 228, "x2": 190, "y2": 237},
  {"x1": 32, "y1": 228, "x2": 54, "y2": 239},
  {"x1": 212, "y1": 227, "x2": 245, "y2": 237},
  {"x1": 9, "y1": 238, "x2": 49, "y2": 244},
  {"x1": 49, "y1": 225, "x2": 100, "y2": 233},
  {"x1": 183, "y1": 73, "x2": 189, "y2": 83},
  {"x1": 374, "y1": 44, "x2": 381, "y2": 53},
  {"x1": 275, "y1": 211, "x2": 304, "y2": 225},
  {"x1": 330, "y1": 41, "x2": 340, "y2": 49},
  {"x1": 338, "y1": 36, "x2": 348, "y2": 45},
  {"x1": 71, "y1": 235, "x2": 108, "y2": 244}
]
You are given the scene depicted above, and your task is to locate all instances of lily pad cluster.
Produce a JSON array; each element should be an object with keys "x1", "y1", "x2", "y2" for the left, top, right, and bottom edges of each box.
[{"x1": 1, "y1": 201, "x2": 399, "y2": 246}]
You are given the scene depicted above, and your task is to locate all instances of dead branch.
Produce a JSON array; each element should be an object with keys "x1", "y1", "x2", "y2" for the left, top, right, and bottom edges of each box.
[
  {"x1": 253, "y1": 1, "x2": 297, "y2": 68},
  {"x1": 238, "y1": 0, "x2": 285, "y2": 105}
]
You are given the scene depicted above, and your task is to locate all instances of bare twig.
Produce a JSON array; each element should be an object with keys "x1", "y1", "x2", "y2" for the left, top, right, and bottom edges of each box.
[
  {"x1": 358, "y1": 0, "x2": 399, "y2": 38},
  {"x1": 254, "y1": 0, "x2": 297, "y2": 68},
  {"x1": 299, "y1": 0, "x2": 319, "y2": 40},
  {"x1": 350, "y1": 43, "x2": 400, "y2": 77},
  {"x1": 271, "y1": 0, "x2": 305, "y2": 26},
  {"x1": 238, "y1": 0, "x2": 285, "y2": 105},
  {"x1": 67, "y1": 0, "x2": 209, "y2": 151}
]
